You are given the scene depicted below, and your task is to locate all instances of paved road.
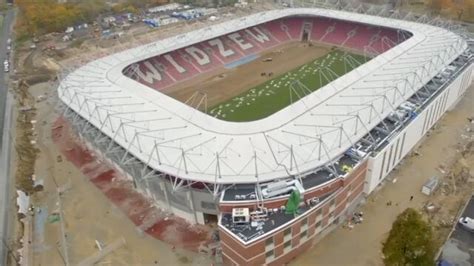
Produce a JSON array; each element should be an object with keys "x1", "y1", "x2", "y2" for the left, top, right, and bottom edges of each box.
[
  {"x1": 0, "y1": 8, "x2": 15, "y2": 265},
  {"x1": 0, "y1": 91, "x2": 13, "y2": 265},
  {"x1": 0, "y1": 9, "x2": 14, "y2": 149},
  {"x1": 439, "y1": 195, "x2": 474, "y2": 265}
]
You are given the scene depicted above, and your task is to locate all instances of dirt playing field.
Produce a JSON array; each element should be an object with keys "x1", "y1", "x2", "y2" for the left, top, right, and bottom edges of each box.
[{"x1": 162, "y1": 42, "x2": 331, "y2": 108}]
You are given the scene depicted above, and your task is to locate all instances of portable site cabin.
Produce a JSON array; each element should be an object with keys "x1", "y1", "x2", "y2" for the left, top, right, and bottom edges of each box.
[{"x1": 422, "y1": 176, "x2": 439, "y2": 196}]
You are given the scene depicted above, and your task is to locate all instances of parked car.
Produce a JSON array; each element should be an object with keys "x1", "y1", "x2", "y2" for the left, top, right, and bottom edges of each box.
[{"x1": 458, "y1": 217, "x2": 474, "y2": 232}]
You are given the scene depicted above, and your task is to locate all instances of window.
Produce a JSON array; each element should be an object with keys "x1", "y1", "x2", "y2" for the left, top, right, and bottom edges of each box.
[
  {"x1": 301, "y1": 218, "x2": 308, "y2": 229},
  {"x1": 315, "y1": 221, "x2": 322, "y2": 233},
  {"x1": 265, "y1": 237, "x2": 273, "y2": 246},
  {"x1": 284, "y1": 240, "x2": 292, "y2": 251},
  {"x1": 329, "y1": 199, "x2": 336, "y2": 212},
  {"x1": 265, "y1": 250, "x2": 274, "y2": 260},
  {"x1": 301, "y1": 230, "x2": 308, "y2": 241},
  {"x1": 398, "y1": 133, "x2": 406, "y2": 160},
  {"x1": 386, "y1": 145, "x2": 394, "y2": 173},
  {"x1": 284, "y1": 227, "x2": 292, "y2": 241},
  {"x1": 265, "y1": 236, "x2": 274, "y2": 251},
  {"x1": 316, "y1": 208, "x2": 323, "y2": 221},
  {"x1": 316, "y1": 221, "x2": 322, "y2": 228},
  {"x1": 435, "y1": 98, "x2": 442, "y2": 122},
  {"x1": 422, "y1": 107, "x2": 431, "y2": 134},
  {"x1": 379, "y1": 151, "x2": 387, "y2": 180},
  {"x1": 393, "y1": 138, "x2": 400, "y2": 167},
  {"x1": 441, "y1": 92, "x2": 448, "y2": 113},
  {"x1": 328, "y1": 211, "x2": 334, "y2": 223}
]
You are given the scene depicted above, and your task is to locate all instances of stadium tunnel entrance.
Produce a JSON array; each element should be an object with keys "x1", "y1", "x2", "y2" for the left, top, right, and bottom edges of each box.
[{"x1": 203, "y1": 213, "x2": 218, "y2": 225}]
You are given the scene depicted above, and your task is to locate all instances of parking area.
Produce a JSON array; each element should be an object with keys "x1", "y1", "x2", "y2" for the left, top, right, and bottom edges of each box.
[{"x1": 439, "y1": 195, "x2": 474, "y2": 265}]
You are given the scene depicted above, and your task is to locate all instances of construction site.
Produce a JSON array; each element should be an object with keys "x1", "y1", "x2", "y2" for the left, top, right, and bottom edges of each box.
[{"x1": 2, "y1": 1, "x2": 474, "y2": 266}]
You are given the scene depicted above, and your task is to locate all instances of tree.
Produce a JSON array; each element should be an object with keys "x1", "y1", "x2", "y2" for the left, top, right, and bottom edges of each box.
[
  {"x1": 466, "y1": 0, "x2": 474, "y2": 22},
  {"x1": 429, "y1": 0, "x2": 443, "y2": 14},
  {"x1": 382, "y1": 208, "x2": 435, "y2": 266}
]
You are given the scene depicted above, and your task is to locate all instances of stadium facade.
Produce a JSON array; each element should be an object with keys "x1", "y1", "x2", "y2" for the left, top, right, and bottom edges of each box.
[{"x1": 57, "y1": 8, "x2": 473, "y2": 265}]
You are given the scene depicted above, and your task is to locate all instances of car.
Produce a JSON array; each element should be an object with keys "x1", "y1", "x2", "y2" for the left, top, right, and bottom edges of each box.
[
  {"x1": 3, "y1": 64, "x2": 9, "y2": 73},
  {"x1": 458, "y1": 217, "x2": 474, "y2": 232}
]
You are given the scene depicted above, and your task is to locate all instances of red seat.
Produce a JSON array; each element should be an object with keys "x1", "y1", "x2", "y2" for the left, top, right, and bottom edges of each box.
[
  {"x1": 126, "y1": 16, "x2": 402, "y2": 91},
  {"x1": 262, "y1": 20, "x2": 290, "y2": 42},
  {"x1": 284, "y1": 17, "x2": 304, "y2": 40}
]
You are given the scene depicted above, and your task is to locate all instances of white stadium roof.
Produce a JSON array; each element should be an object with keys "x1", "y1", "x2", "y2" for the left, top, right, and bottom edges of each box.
[{"x1": 58, "y1": 8, "x2": 468, "y2": 184}]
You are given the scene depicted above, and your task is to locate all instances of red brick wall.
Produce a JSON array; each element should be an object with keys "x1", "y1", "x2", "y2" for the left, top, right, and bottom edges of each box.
[
  {"x1": 222, "y1": 254, "x2": 237, "y2": 266},
  {"x1": 220, "y1": 229, "x2": 265, "y2": 259},
  {"x1": 219, "y1": 160, "x2": 368, "y2": 265},
  {"x1": 268, "y1": 236, "x2": 314, "y2": 266}
]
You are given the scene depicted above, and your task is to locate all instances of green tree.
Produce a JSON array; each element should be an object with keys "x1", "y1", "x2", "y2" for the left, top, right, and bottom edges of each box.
[{"x1": 382, "y1": 208, "x2": 435, "y2": 266}]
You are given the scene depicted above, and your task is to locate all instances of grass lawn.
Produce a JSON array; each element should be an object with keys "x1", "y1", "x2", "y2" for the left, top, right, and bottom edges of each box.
[{"x1": 208, "y1": 49, "x2": 369, "y2": 122}]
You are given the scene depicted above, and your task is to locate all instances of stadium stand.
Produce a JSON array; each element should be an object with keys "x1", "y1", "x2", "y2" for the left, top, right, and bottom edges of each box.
[
  {"x1": 125, "y1": 16, "x2": 406, "y2": 90},
  {"x1": 343, "y1": 25, "x2": 376, "y2": 51},
  {"x1": 262, "y1": 20, "x2": 291, "y2": 42},
  {"x1": 284, "y1": 17, "x2": 305, "y2": 40}
]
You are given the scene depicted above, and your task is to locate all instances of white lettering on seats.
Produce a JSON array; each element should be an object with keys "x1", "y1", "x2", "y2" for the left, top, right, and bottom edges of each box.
[
  {"x1": 163, "y1": 54, "x2": 186, "y2": 73},
  {"x1": 228, "y1": 32, "x2": 253, "y2": 50},
  {"x1": 208, "y1": 38, "x2": 235, "y2": 58},
  {"x1": 185, "y1": 46, "x2": 210, "y2": 65},
  {"x1": 245, "y1": 27, "x2": 270, "y2": 43},
  {"x1": 136, "y1": 61, "x2": 162, "y2": 84}
]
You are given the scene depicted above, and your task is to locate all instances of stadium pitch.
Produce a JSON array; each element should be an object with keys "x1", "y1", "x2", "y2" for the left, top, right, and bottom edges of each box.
[
  {"x1": 209, "y1": 49, "x2": 368, "y2": 122},
  {"x1": 162, "y1": 42, "x2": 369, "y2": 122}
]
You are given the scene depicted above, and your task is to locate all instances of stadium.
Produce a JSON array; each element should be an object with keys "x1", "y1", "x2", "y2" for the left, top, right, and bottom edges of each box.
[{"x1": 57, "y1": 7, "x2": 473, "y2": 265}]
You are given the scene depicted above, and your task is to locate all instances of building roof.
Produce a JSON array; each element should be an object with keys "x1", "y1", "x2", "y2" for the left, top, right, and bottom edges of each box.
[{"x1": 58, "y1": 8, "x2": 468, "y2": 184}]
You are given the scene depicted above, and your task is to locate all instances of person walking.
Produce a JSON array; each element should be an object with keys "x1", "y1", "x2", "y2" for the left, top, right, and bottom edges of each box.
[{"x1": 409, "y1": 195, "x2": 414, "y2": 201}]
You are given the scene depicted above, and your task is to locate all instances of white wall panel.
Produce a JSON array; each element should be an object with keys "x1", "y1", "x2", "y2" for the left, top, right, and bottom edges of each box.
[{"x1": 365, "y1": 65, "x2": 473, "y2": 193}]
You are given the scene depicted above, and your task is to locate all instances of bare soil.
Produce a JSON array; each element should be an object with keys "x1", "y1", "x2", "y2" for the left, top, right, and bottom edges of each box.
[
  {"x1": 28, "y1": 82, "x2": 213, "y2": 265},
  {"x1": 163, "y1": 42, "x2": 331, "y2": 108}
]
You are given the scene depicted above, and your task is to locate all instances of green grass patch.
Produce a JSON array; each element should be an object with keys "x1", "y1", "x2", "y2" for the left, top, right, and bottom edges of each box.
[{"x1": 208, "y1": 49, "x2": 369, "y2": 122}]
